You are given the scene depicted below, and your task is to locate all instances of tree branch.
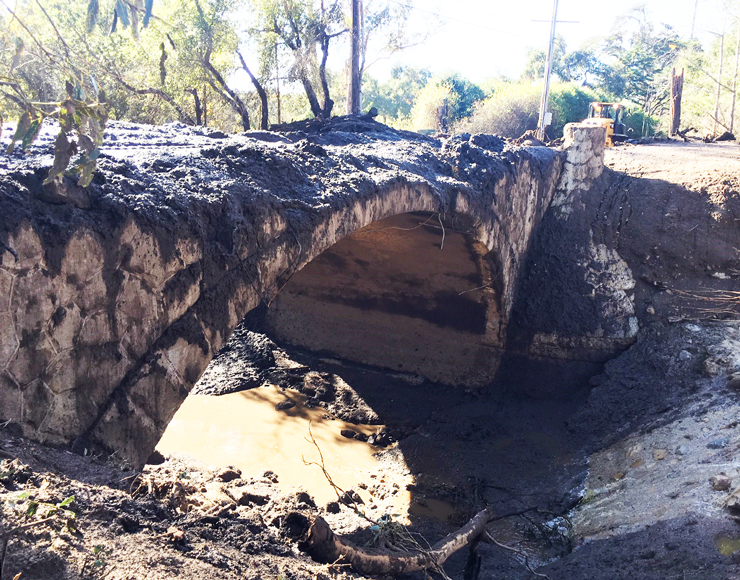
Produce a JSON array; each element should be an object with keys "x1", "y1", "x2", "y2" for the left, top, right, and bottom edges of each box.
[{"x1": 237, "y1": 51, "x2": 269, "y2": 130}]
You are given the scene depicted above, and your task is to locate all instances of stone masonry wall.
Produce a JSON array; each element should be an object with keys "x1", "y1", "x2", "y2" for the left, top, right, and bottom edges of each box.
[{"x1": 0, "y1": 119, "x2": 584, "y2": 466}]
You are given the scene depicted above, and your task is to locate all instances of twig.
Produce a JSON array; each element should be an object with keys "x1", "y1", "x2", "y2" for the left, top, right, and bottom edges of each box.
[
  {"x1": 437, "y1": 213, "x2": 446, "y2": 251},
  {"x1": 484, "y1": 531, "x2": 551, "y2": 579}
]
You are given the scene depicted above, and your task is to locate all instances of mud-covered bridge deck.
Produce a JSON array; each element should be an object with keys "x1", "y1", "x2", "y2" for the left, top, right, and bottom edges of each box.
[{"x1": 0, "y1": 118, "x2": 604, "y2": 466}]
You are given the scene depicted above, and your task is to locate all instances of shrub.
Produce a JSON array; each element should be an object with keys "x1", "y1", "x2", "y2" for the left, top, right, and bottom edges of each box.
[{"x1": 459, "y1": 82, "x2": 607, "y2": 139}]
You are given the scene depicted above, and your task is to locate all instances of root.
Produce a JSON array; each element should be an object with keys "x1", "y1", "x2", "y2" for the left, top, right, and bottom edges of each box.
[{"x1": 286, "y1": 507, "x2": 493, "y2": 576}]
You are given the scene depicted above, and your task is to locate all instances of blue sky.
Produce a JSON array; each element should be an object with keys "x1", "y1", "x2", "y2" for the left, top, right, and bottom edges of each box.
[{"x1": 365, "y1": 0, "x2": 729, "y2": 82}]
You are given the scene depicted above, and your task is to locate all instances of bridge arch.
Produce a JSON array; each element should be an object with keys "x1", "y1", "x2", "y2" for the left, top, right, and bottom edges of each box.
[{"x1": 0, "y1": 128, "x2": 589, "y2": 468}]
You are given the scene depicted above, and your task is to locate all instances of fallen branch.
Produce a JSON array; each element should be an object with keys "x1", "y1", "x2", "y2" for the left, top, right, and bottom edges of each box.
[
  {"x1": 484, "y1": 531, "x2": 551, "y2": 579},
  {"x1": 286, "y1": 507, "x2": 493, "y2": 576}
]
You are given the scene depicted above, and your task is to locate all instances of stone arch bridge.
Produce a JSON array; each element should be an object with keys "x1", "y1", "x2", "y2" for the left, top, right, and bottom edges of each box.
[{"x1": 0, "y1": 120, "x2": 605, "y2": 466}]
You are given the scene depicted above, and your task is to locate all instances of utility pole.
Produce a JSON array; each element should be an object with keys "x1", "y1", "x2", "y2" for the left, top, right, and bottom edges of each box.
[
  {"x1": 714, "y1": 32, "x2": 725, "y2": 136},
  {"x1": 536, "y1": 0, "x2": 559, "y2": 141},
  {"x1": 691, "y1": 0, "x2": 699, "y2": 39},
  {"x1": 347, "y1": 0, "x2": 362, "y2": 115}
]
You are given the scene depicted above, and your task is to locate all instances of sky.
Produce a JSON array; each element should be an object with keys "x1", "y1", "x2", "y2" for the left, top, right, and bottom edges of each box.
[{"x1": 363, "y1": 0, "x2": 731, "y2": 82}]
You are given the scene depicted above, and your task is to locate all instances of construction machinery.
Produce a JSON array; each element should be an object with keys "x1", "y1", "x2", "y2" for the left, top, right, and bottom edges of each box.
[{"x1": 581, "y1": 102, "x2": 628, "y2": 147}]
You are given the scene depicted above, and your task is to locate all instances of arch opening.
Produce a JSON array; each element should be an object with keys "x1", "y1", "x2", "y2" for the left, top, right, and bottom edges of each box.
[{"x1": 264, "y1": 211, "x2": 505, "y2": 387}]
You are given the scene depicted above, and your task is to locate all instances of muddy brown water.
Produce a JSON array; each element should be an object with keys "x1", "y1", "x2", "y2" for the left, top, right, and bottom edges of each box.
[{"x1": 156, "y1": 385, "x2": 421, "y2": 514}]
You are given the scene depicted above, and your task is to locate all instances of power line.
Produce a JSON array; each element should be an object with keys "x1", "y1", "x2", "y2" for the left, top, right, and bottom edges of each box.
[{"x1": 387, "y1": 0, "x2": 539, "y2": 41}]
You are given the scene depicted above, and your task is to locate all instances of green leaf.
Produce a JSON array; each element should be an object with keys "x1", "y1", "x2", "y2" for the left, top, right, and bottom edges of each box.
[
  {"x1": 116, "y1": 0, "x2": 130, "y2": 27},
  {"x1": 43, "y1": 131, "x2": 77, "y2": 186},
  {"x1": 7, "y1": 111, "x2": 32, "y2": 154},
  {"x1": 57, "y1": 496, "x2": 75, "y2": 508},
  {"x1": 16, "y1": 491, "x2": 30, "y2": 500},
  {"x1": 86, "y1": 0, "x2": 99, "y2": 33},
  {"x1": 77, "y1": 158, "x2": 97, "y2": 188},
  {"x1": 20, "y1": 118, "x2": 42, "y2": 151},
  {"x1": 26, "y1": 501, "x2": 38, "y2": 516}
]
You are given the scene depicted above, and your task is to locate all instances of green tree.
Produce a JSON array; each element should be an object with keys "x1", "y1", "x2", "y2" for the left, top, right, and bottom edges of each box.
[
  {"x1": 600, "y1": 7, "x2": 683, "y2": 115},
  {"x1": 362, "y1": 65, "x2": 431, "y2": 121},
  {"x1": 251, "y1": 0, "x2": 345, "y2": 119}
]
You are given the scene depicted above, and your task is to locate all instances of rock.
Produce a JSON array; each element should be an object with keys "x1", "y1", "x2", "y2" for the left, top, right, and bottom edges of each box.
[
  {"x1": 678, "y1": 350, "x2": 692, "y2": 361},
  {"x1": 295, "y1": 491, "x2": 316, "y2": 507},
  {"x1": 235, "y1": 490, "x2": 270, "y2": 506},
  {"x1": 726, "y1": 495, "x2": 740, "y2": 514},
  {"x1": 710, "y1": 475, "x2": 732, "y2": 491},
  {"x1": 652, "y1": 448, "x2": 668, "y2": 460},
  {"x1": 675, "y1": 445, "x2": 689, "y2": 456},
  {"x1": 354, "y1": 432, "x2": 369, "y2": 442},
  {"x1": 707, "y1": 437, "x2": 730, "y2": 449},
  {"x1": 263, "y1": 470, "x2": 279, "y2": 483},
  {"x1": 274, "y1": 399, "x2": 296, "y2": 411},
  {"x1": 145, "y1": 450, "x2": 166, "y2": 465},
  {"x1": 325, "y1": 501, "x2": 340, "y2": 514},
  {"x1": 703, "y1": 359, "x2": 722, "y2": 377},
  {"x1": 367, "y1": 429, "x2": 393, "y2": 447},
  {"x1": 340, "y1": 429, "x2": 357, "y2": 439},
  {"x1": 339, "y1": 490, "x2": 363, "y2": 506},
  {"x1": 217, "y1": 467, "x2": 242, "y2": 482},
  {"x1": 686, "y1": 324, "x2": 702, "y2": 332},
  {"x1": 727, "y1": 374, "x2": 740, "y2": 390},
  {"x1": 646, "y1": 305, "x2": 656, "y2": 315}
]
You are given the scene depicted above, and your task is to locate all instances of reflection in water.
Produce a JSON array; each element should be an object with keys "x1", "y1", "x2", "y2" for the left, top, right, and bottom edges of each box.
[{"x1": 156, "y1": 385, "x2": 412, "y2": 509}]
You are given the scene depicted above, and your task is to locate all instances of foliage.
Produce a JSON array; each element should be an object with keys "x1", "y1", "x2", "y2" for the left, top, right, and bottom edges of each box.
[
  {"x1": 458, "y1": 82, "x2": 541, "y2": 138},
  {"x1": 362, "y1": 65, "x2": 431, "y2": 121},
  {"x1": 459, "y1": 82, "x2": 606, "y2": 139},
  {"x1": 5, "y1": 490, "x2": 77, "y2": 531},
  {"x1": 408, "y1": 74, "x2": 484, "y2": 131},
  {"x1": 599, "y1": 7, "x2": 683, "y2": 115},
  {"x1": 250, "y1": 0, "x2": 345, "y2": 118}
]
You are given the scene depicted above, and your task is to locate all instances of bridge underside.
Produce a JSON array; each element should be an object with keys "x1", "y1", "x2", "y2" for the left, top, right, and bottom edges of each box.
[{"x1": 265, "y1": 212, "x2": 504, "y2": 386}]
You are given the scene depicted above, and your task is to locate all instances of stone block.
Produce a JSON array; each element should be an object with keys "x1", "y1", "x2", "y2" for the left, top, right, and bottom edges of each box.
[
  {"x1": 0, "y1": 372, "x2": 22, "y2": 422},
  {"x1": 0, "y1": 269, "x2": 12, "y2": 313},
  {"x1": 0, "y1": 313, "x2": 19, "y2": 369},
  {"x1": 21, "y1": 379, "x2": 54, "y2": 431}
]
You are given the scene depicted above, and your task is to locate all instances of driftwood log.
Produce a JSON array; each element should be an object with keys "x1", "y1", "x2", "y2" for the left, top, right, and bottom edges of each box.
[{"x1": 284, "y1": 507, "x2": 494, "y2": 575}]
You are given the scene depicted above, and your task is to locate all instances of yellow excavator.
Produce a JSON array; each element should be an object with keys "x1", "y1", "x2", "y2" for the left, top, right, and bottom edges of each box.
[{"x1": 581, "y1": 102, "x2": 628, "y2": 147}]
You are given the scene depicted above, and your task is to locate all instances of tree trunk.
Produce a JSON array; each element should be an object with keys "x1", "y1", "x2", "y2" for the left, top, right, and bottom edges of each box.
[
  {"x1": 347, "y1": 0, "x2": 362, "y2": 114},
  {"x1": 287, "y1": 507, "x2": 493, "y2": 576},
  {"x1": 237, "y1": 51, "x2": 269, "y2": 130},
  {"x1": 318, "y1": 36, "x2": 334, "y2": 118},
  {"x1": 669, "y1": 67, "x2": 684, "y2": 136},
  {"x1": 301, "y1": 74, "x2": 323, "y2": 118},
  {"x1": 202, "y1": 54, "x2": 250, "y2": 131},
  {"x1": 185, "y1": 88, "x2": 202, "y2": 125}
]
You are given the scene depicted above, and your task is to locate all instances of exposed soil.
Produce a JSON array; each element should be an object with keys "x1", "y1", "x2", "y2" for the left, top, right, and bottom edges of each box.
[{"x1": 2, "y1": 140, "x2": 740, "y2": 580}]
